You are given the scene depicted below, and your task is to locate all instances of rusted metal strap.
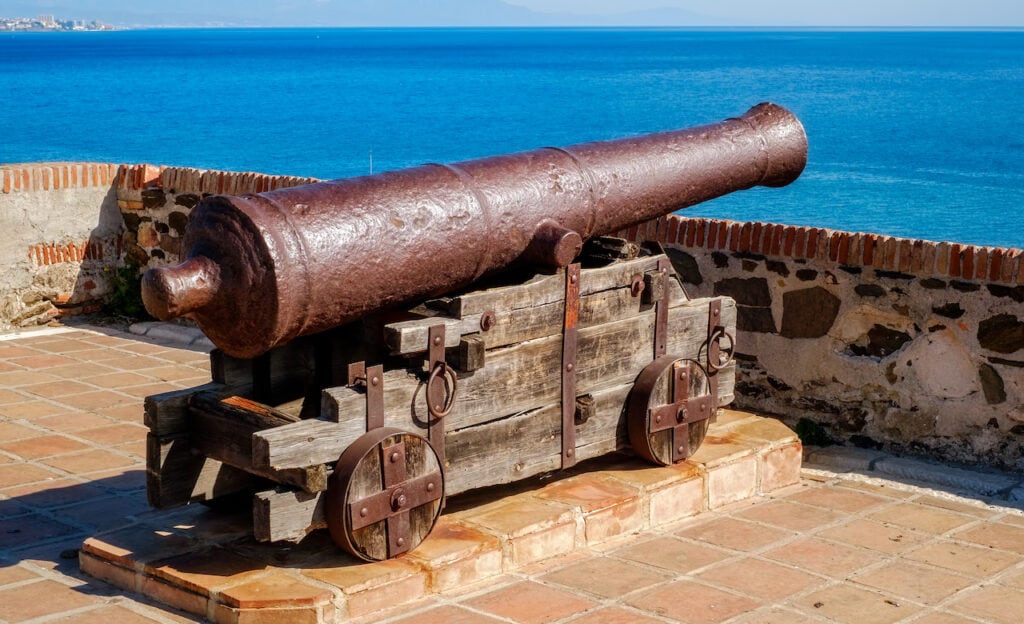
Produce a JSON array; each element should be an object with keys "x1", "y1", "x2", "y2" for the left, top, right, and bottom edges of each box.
[
  {"x1": 705, "y1": 298, "x2": 727, "y2": 424},
  {"x1": 654, "y1": 257, "x2": 671, "y2": 358},
  {"x1": 561, "y1": 263, "x2": 581, "y2": 469},
  {"x1": 347, "y1": 361, "x2": 385, "y2": 431},
  {"x1": 426, "y1": 325, "x2": 450, "y2": 468}
]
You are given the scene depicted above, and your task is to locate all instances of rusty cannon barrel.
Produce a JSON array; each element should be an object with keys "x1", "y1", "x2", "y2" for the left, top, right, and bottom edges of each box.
[{"x1": 143, "y1": 102, "x2": 807, "y2": 358}]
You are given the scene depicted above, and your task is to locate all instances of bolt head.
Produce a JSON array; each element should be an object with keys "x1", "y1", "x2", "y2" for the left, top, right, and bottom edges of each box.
[
  {"x1": 566, "y1": 363, "x2": 574, "y2": 372},
  {"x1": 426, "y1": 482, "x2": 435, "y2": 492},
  {"x1": 397, "y1": 537, "x2": 405, "y2": 547},
  {"x1": 570, "y1": 274, "x2": 578, "y2": 283},
  {"x1": 359, "y1": 507, "x2": 368, "y2": 517},
  {"x1": 390, "y1": 451, "x2": 400, "y2": 463},
  {"x1": 371, "y1": 376, "x2": 380, "y2": 386},
  {"x1": 677, "y1": 446, "x2": 686, "y2": 455},
  {"x1": 566, "y1": 449, "x2": 574, "y2": 457},
  {"x1": 433, "y1": 336, "x2": 442, "y2": 345}
]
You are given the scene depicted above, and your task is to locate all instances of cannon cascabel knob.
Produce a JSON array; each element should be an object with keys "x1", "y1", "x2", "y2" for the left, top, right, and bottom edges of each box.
[{"x1": 142, "y1": 256, "x2": 221, "y2": 321}]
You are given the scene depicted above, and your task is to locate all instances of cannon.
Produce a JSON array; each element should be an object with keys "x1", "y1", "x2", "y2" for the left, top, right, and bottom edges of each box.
[
  {"x1": 142, "y1": 104, "x2": 807, "y2": 561},
  {"x1": 142, "y1": 102, "x2": 806, "y2": 359}
]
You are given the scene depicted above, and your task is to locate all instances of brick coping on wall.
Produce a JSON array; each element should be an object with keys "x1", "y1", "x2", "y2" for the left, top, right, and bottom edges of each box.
[
  {"x1": 625, "y1": 214, "x2": 1024, "y2": 287},
  {"x1": 6, "y1": 161, "x2": 1021, "y2": 286}
]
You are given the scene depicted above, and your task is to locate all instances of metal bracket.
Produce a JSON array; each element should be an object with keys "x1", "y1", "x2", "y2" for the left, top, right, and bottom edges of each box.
[
  {"x1": 561, "y1": 263, "x2": 581, "y2": 469},
  {"x1": 426, "y1": 325, "x2": 450, "y2": 468},
  {"x1": 348, "y1": 361, "x2": 385, "y2": 431},
  {"x1": 705, "y1": 298, "x2": 732, "y2": 425},
  {"x1": 653, "y1": 257, "x2": 671, "y2": 358}
]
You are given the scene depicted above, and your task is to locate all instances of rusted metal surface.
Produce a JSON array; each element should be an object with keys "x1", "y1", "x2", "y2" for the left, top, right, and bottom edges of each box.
[
  {"x1": 561, "y1": 263, "x2": 581, "y2": 469},
  {"x1": 326, "y1": 428, "x2": 443, "y2": 561},
  {"x1": 426, "y1": 325, "x2": 452, "y2": 468},
  {"x1": 143, "y1": 103, "x2": 807, "y2": 358}
]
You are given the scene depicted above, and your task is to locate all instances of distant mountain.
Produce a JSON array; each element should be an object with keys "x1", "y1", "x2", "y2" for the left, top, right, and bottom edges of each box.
[{"x1": 1, "y1": 0, "x2": 729, "y2": 28}]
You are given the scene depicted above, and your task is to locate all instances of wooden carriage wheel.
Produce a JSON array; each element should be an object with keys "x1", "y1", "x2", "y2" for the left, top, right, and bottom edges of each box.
[
  {"x1": 326, "y1": 428, "x2": 444, "y2": 561},
  {"x1": 627, "y1": 355, "x2": 714, "y2": 466}
]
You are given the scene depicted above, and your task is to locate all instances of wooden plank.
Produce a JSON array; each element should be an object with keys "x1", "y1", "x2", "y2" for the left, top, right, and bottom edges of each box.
[
  {"x1": 451, "y1": 254, "x2": 665, "y2": 317},
  {"x1": 259, "y1": 299, "x2": 734, "y2": 472},
  {"x1": 384, "y1": 255, "x2": 671, "y2": 355},
  {"x1": 253, "y1": 419, "x2": 350, "y2": 471},
  {"x1": 325, "y1": 297, "x2": 735, "y2": 433},
  {"x1": 253, "y1": 487, "x2": 324, "y2": 542},
  {"x1": 146, "y1": 433, "x2": 257, "y2": 509},
  {"x1": 250, "y1": 382, "x2": 712, "y2": 541},
  {"x1": 188, "y1": 393, "x2": 327, "y2": 493},
  {"x1": 144, "y1": 382, "x2": 230, "y2": 437}
]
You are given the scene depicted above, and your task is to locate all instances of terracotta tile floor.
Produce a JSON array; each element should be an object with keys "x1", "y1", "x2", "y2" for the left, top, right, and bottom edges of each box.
[{"x1": 2, "y1": 324, "x2": 1024, "y2": 623}]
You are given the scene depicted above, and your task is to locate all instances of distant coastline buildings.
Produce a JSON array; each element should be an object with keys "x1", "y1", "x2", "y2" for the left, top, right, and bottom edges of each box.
[{"x1": 1, "y1": 15, "x2": 115, "y2": 32}]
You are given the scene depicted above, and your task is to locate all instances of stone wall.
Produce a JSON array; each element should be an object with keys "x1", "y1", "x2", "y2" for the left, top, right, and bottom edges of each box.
[
  {"x1": 0, "y1": 163, "x2": 123, "y2": 327},
  {"x1": 5, "y1": 159, "x2": 1024, "y2": 471},
  {"x1": 116, "y1": 165, "x2": 318, "y2": 272},
  {"x1": 623, "y1": 215, "x2": 1024, "y2": 470}
]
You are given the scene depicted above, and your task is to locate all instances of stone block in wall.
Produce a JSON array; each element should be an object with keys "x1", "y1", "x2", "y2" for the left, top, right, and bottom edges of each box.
[{"x1": 780, "y1": 286, "x2": 841, "y2": 339}]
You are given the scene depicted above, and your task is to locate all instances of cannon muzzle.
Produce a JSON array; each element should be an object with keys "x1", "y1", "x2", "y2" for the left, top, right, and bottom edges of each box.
[{"x1": 143, "y1": 103, "x2": 807, "y2": 358}]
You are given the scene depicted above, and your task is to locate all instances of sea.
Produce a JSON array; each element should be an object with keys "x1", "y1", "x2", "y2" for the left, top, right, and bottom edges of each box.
[{"x1": 1, "y1": 28, "x2": 1022, "y2": 248}]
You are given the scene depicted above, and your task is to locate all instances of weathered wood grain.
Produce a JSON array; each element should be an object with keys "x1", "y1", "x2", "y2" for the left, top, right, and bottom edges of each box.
[
  {"x1": 146, "y1": 433, "x2": 257, "y2": 509},
  {"x1": 249, "y1": 383, "x2": 715, "y2": 540},
  {"x1": 383, "y1": 255, "x2": 671, "y2": 355},
  {"x1": 324, "y1": 297, "x2": 735, "y2": 433},
  {"x1": 189, "y1": 393, "x2": 327, "y2": 493},
  {"x1": 144, "y1": 382, "x2": 228, "y2": 437}
]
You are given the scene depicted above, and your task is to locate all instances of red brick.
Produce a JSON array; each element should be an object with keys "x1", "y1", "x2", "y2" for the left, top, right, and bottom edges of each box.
[
  {"x1": 718, "y1": 220, "x2": 729, "y2": 248},
  {"x1": 728, "y1": 223, "x2": 740, "y2": 251},
  {"x1": 782, "y1": 226, "x2": 796, "y2": 256},
  {"x1": 750, "y1": 222, "x2": 764, "y2": 253},
  {"x1": 835, "y1": 232, "x2": 849, "y2": 264},
  {"x1": 772, "y1": 224, "x2": 785, "y2": 255},
  {"x1": 803, "y1": 228, "x2": 818, "y2": 258},
  {"x1": 679, "y1": 218, "x2": 692, "y2": 247},
  {"x1": 884, "y1": 237, "x2": 899, "y2": 269},
  {"x1": 897, "y1": 238, "x2": 911, "y2": 271},
  {"x1": 792, "y1": 227, "x2": 807, "y2": 258},
  {"x1": 949, "y1": 243, "x2": 962, "y2": 277},
  {"x1": 959, "y1": 245, "x2": 974, "y2": 280},
  {"x1": 21, "y1": 168, "x2": 30, "y2": 191},
  {"x1": 667, "y1": 216, "x2": 680, "y2": 244},
  {"x1": 52, "y1": 166, "x2": 61, "y2": 189},
  {"x1": 738, "y1": 223, "x2": 752, "y2": 252},
  {"x1": 704, "y1": 220, "x2": 718, "y2": 248},
  {"x1": 2, "y1": 170, "x2": 10, "y2": 193},
  {"x1": 974, "y1": 247, "x2": 988, "y2": 281},
  {"x1": 990, "y1": 249, "x2": 1003, "y2": 282},
  {"x1": 681, "y1": 217, "x2": 694, "y2": 246},
  {"x1": 694, "y1": 219, "x2": 707, "y2": 247},
  {"x1": 828, "y1": 231, "x2": 841, "y2": 261}
]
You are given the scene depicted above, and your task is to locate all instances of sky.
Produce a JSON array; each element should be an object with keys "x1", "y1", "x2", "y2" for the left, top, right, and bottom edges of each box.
[
  {"x1": 504, "y1": 0, "x2": 1024, "y2": 27},
  {"x1": 4, "y1": 0, "x2": 1023, "y2": 27}
]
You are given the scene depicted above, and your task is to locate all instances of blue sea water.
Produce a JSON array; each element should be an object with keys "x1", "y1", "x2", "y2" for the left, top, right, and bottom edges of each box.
[{"x1": 1, "y1": 28, "x2": 1022, "y2": 248}]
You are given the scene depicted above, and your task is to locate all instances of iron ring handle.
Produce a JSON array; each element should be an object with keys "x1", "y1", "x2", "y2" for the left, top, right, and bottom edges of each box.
[
  {"x1": 707, "y1": 329, "x2": 735, "y2": 372},
  {"x1": 426, "y1": 361, "x2": 458, "y2": 420}
]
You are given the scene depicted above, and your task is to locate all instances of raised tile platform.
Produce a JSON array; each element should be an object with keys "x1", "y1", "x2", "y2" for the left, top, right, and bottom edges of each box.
[{"x1": 80, "y1": 409, "x2": 801, "y2": 623}]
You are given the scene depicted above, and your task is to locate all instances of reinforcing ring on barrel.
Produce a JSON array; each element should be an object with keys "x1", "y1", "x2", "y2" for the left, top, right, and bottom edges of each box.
[
  {"x1": 706, "y1": 329, "x2": 735, "y2": 372},
  {"x1": 426, "y1": 361, "x2": 458, "y2": 420}
]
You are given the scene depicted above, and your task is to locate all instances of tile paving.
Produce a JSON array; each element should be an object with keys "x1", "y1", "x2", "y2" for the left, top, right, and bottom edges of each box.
[{"x1": 1, "y1": 324, "x2": 1024, "y2": 623}]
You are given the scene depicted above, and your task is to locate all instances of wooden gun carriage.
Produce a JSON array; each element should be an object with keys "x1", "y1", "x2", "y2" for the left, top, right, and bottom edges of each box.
[{"x1": 143, "y1": 104, "x2": 805, "y2": 561}]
